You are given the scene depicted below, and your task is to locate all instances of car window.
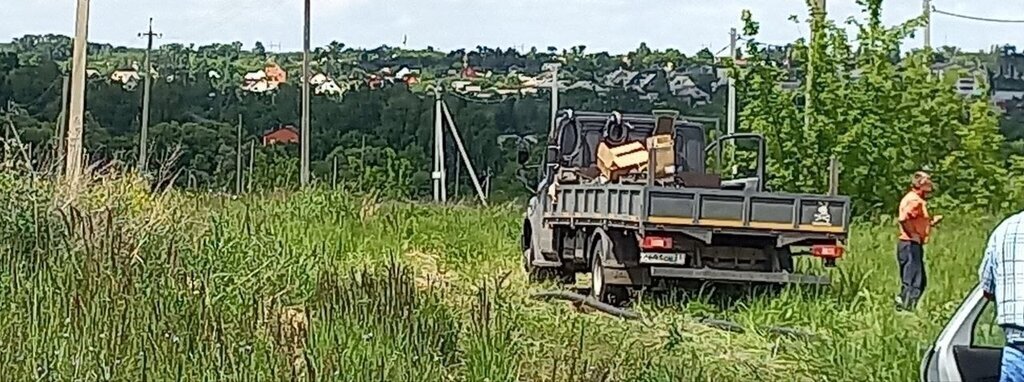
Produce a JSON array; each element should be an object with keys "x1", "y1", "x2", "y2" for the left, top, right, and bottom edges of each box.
[{"x1": 973, "y1": 301, "x2": 1003, "y2": 347}]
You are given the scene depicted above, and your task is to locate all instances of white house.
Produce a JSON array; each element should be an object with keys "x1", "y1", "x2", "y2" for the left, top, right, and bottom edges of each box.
[
  {"x1": 315, "y1": 80, "x2": 344, "y2": 95},
  {"x1": 110, "y1": 69, "x2": 141, "y2": 85},
  {"x1": 244, "y1": 70, "x2": 267, "y2": 82},
  {"x1": 310, "y1": 73, "x2": 330, "y2": 86}
]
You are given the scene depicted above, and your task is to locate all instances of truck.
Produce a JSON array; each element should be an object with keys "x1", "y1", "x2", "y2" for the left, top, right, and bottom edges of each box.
[{"x1": 521, "y1": 110, "x2": 851, "y2": 304}]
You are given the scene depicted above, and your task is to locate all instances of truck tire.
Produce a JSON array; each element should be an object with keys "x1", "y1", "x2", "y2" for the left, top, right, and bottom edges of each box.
[
  {"x1": 776, "y1": 247, "x2": 794, "y2": 273},
  {"x1": 523, "y1": 248, "x2": 575, "y2": 284},
  {"x1": 590, "y1": 230, "x2": 631, "y2": 306}
]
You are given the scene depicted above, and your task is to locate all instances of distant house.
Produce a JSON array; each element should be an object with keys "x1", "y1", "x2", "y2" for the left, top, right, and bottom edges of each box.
[
  {"x1": 264, "y1": 64, "x2": 287, "y2": 83},
  {"x1": 565, "y1": 80, "x2": 609, "y2": 94},
  {"x1": 604, "y1": 68, "x2": 638, "y2": 87},
  {"x1": 310, "y1": 73, "x2": 330, "y2": 85},
  {"x1": 110, "y1": 69, "x2": 140, "y2": 85},
  {"x1": 450, "y1": 80, "x2": 473, "y2": 92},
  {"x1": 931, "y1": 62, "x2": 987, "y2": 97},
  {"x1": 461, "y1": 66, "x2": 478, "y2": 78},
  {"x1": 393, "y1": 66, "x2": 421, "y2": 85},
  {"x1": 667, "y1": 73, "x2": 711, "y2": 105},
  {"x1": 242, "y1": 63, "x2": 288, "y2": 93},
  {"x1": 315, "y1": 80, "x2": 344, "y2": 95},
  {"x1": 367, "y1": 74, "x2": 385, "y2": 89},
  {"x1": 625, "y1": 70, "x2": 659, "y2": 97},
  {"x1": 262, "y1": 125, "x2": 299, "y2": 146}
]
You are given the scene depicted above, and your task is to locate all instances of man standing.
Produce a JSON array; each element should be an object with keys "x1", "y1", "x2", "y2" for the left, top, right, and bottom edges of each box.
[
  {"x1": 979, "y1": 211, "x2": 1024, "y2": 380},
  {"x1": 896, "y1": 171, "x2": 943, "y2": 311}
]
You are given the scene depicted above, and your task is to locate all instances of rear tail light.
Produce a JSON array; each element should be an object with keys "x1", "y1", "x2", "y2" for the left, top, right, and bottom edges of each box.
[
  {"x1": 811, "y1": 244, "x2": 844, "y2": 259},
  {"x1": 641, "y1": 236, "x2": 673, "y2": 250}
]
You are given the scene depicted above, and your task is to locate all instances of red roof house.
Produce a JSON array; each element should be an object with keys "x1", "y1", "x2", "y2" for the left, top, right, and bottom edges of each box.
[{"x1": 262, "y1": 125, "x2": 300, "y2": 146}]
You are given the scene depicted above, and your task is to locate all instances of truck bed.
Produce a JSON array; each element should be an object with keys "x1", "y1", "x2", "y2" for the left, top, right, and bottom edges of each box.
[{"x1": 543, "y1": 184, "x2": 850, "y2": 240}]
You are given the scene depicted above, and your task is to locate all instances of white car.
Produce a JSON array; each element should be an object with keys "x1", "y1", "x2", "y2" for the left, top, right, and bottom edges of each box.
[{"x1": 920, "y1": 284, "x2": 1003, "y2": 381}]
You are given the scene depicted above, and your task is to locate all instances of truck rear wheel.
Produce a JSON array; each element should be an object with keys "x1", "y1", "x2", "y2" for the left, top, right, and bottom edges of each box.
[
  {"x1": 591, "y1": 230, "x2": 631, "y2": 306},
  {"x1": 523, "y1": 248, "x2": 574, "y2": 284}
]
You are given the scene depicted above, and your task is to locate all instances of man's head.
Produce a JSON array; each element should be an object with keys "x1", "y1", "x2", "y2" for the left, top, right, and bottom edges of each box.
[{"x1": 911, "y1": 171, "x2": 934, "y2": 198}]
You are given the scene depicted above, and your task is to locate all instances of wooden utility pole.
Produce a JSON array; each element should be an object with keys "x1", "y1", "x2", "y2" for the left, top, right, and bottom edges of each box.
[
  {"x1": 247, "y1": 139, "x2": 255, "y2": 193},
  {"x1": 138, "y1": 18, "x2": 161, "y2": 173},
  {"x1": 65, "y1": 0, "x2": 91, "y2": 185},
  {"x1": 235, "y1": 114, "x2": 243, "y2": 194},
  {"x1": 300, "y1": 0, "x2": 311, "y2": 186}
]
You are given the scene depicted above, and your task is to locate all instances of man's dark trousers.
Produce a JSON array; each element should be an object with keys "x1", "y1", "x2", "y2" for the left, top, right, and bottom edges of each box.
[{"x1": 897, "y1": 240, "x2": 926, "y2": 310}]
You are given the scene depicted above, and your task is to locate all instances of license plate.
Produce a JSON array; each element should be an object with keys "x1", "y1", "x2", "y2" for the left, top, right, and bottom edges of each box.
[{"x1": 640, "y1": 252, "x2": 687, "y2": 265}]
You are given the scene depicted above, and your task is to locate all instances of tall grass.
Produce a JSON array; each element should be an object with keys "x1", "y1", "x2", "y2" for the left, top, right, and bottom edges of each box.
[{"x1": 0, "y1": 172, "x2": 998, "y2": 381}]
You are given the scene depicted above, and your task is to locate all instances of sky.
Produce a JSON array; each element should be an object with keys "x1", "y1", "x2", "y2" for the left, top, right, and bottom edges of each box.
[{"x1": 3, "y1": 0, "x2": 1023, "y2": 55}]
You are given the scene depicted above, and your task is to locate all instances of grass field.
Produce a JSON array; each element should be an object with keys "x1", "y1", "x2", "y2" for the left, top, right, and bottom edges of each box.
[{"x1": 0, "y1": 174, "x2": 1004, "y2": 381}]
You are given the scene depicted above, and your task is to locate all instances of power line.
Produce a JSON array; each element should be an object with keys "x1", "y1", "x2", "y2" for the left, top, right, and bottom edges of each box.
[{"x1": 932, "y1": 7, "x2": 1024, "y2": 24}]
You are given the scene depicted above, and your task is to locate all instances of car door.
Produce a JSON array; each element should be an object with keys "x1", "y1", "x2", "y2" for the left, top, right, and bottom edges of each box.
[{"x1": 921, "y1": 284, "x2": 1003, "y2": 382}]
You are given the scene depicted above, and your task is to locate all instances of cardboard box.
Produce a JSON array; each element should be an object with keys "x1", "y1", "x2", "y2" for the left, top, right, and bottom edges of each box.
[
  {"x1": 597, "y1": 141, "x2": 647, "y2": 180},
  {"x1": 646, "y1": 134, "x2": 676, "y2": 177}
]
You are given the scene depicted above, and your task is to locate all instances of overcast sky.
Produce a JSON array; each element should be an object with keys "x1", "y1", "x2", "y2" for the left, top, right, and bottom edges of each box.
[{"x1": 3, "y1": 1, "x2": 1022, "y2": 55}]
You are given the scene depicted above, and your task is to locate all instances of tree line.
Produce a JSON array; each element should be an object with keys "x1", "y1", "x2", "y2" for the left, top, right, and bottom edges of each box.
[{"x1": 2, "y1": 0, "x2": 1022, "y2": 214}]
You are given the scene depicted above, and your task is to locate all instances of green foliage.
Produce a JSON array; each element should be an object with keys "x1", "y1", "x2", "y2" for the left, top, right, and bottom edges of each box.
[{"x1": 734, "y1": 2, "x2": 1015, "y2": 214}]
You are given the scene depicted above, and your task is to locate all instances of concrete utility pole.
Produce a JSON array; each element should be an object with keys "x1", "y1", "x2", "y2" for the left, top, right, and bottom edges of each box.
[
  {"x1": 55, "y1": 76, "x2": 70, "y2": 174},
  {"x1": 65, "y1": 0, "x2": 91, "y2": 185},
  {"x1": 300, "y1": 0, "x2": 311, "y2": 186},
  {"x1": 432, "y1": 87, "x2": 447, "y2": 202},
  {"x1": 923, "y1": 0, "x2": 932, "y2": 50},
  {"x1": 441, "y1": 101, "x2": 488, "y2": 206},
  {"x1": 137, "y1": 18, "x2": 160, "y2": 173},
  {"x1": 728, "y1": 27, "x2": 738, "y2": 136},
  {"x1": 805, "y1": 0, "x2": 826, "y2": 133}
]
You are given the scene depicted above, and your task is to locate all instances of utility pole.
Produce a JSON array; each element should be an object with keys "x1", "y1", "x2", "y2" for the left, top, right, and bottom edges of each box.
[
  {"x1": 300, "y1": 0, "x2": 311, "y2": 186},
  {"x1": 65, "y1": 0, "x2": 91, "y2": 185},
  {"x1": 549, "y1": 63, "x2": 561, "y2": 135},
  {"x1": 235, "y1": 114, "x2": 243, "y2": 195},
  {"x1": 805, "y1": 0, "x2": 825, "y2": 133},
  {"x1": 55, "y1": 76, "x2": 70, "y2": 174},
  {"x1": 247, "y1": 139, "x2": 255, "y2": 193},
  {"x1": 138, "y1": 18, "x2": 161, "y2": 173},
  {"x1": 727, "y1": 27, "x2": 738, "y2": 136},
  {"x1": 432, "y1": 87, "x2": 447, "y2": 202},
  {"x1": 441, "y1": 101, "x2": 488, "y2": 206},
  {"x1": 923, "y1": 0, "x2": 932, "y2": 50}
]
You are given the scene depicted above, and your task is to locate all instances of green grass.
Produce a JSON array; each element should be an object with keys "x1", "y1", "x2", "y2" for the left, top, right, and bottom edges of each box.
[{"x1": 0, "y1": 175, "x2": 1001, "y2": 381}]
